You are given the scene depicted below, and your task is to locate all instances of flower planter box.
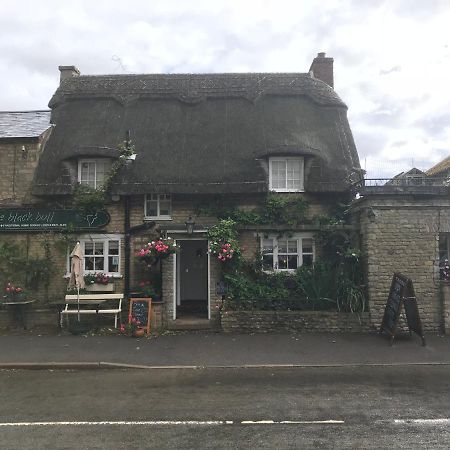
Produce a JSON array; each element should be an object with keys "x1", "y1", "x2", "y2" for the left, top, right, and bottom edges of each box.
[{"x1": 85, "y1": 282, "x2": 115, "y2": 293}]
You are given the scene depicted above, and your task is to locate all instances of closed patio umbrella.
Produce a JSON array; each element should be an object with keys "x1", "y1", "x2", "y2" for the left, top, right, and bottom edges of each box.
[{"x1": 69, "y1": 242, "x2": 85, "y2": 321}]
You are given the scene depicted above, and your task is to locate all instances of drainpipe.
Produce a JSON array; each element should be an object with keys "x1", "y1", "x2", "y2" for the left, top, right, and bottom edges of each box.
[
  {"x1": 124, "y1": 195, "x2": 131, "y2": 298},
  {"x1": 122, "y1": 130, "x2": 155, "y2": 297},
  {"x1": 124, "y1": 206, "x2": 156, "y2": 298}
]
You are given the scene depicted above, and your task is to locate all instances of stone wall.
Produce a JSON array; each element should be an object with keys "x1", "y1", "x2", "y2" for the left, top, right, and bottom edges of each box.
[
  {"x1": 356, "y1": 196, "x2": 450, "y2": 333},
  {"x1": 220, "y1": 310, "x2": 372, "y2": 333},
  {"x1": 0, "y1": 131, "x2": 51, "y2": 206}
]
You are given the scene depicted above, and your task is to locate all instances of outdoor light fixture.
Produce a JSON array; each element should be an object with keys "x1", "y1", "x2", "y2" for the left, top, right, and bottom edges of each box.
[
  {"x1": 21, "y1": 145, "x2": 28, "y2": 160},
  {"x1": 185, "y1": 215, "x2": 195, "y2": 234}
]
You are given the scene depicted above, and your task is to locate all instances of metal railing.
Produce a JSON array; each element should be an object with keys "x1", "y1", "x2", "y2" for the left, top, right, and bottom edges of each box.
[{"x1": 362, "y1": 177, "x2": 449, "y2": 188}]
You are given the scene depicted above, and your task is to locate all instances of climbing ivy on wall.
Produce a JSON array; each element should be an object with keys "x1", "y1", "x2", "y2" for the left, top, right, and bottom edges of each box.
[
  {"x1": 195, "y1": 193, "x2": 310, "y2": 226},
  {"x1": 0, "y1": 239, "x2": 55, "y2": 293}
]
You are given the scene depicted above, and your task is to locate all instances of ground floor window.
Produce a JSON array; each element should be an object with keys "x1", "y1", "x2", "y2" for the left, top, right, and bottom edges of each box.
[
  {"x1": 439, "y1": 233, "x2": 450, "y2": 280},
  {"x1": 68, "y1": 234, "x2": 122, "y2": 276},
  {"x1": 261, "y1": 233, "x2": 314, "y2": 271}
]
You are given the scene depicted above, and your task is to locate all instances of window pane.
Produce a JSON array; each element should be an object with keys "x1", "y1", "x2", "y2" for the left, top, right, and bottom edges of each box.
[
  {"x1": 262, "y1": 239, "x2": 273, "y2": 253},
  {"x1": 85, "y1": 257, "x2": 94, "y2": 271},
  {"x1": 96, "y1": 161, "x2": 107, "y2": 187},
  {"x1": 262, "y1": 255, "x2": 274, "y2": 270},
  {"x1": 84, "y1": 242, "x2": 94, "y2": 255},
  {"x1": 286, "y1": 161, "x2": 301, "y2": 189},
  {"x1": 303, "y1": 254, "x2": 313, "y2": 266},
  {"x1": 108, "y1": 240, "x2": 119, "y2": 255},
  {"x1": 302, "y1": 238, "x2": 313, "y2": 254},
  {"x1": 80, "y1": 162, "x2": 96, "y2": 188},
  {"x1": 271, "y1": 161, "x2": 286, "y2": 189},
  {"x1": 287, "y1": 240, "x2": 298, "y2": 253},
  {"x1": 287, "y1": 255, "x2": 298, "y2": 270},
  {"x1": 94, "y1": 258, "x2": 104, "y2": 270},
  {"x1": 278, "y1": 239, "x2": 287, "y2": 253},
  {"x1": 94, "y1": 242, "x2": 104, "y2": 255},
  {"x1": 159, "y1": 199, "x2": 171, "y2": 216},
  {"x1": 109, "y1": 256, "x2": 119, "y2": 273},
  {"x1": 439, "y1": 233, "x2": 449, "y2": 262},
  {"x1": 278, "y1": 256, "x2": 288, "y2": 270},
  {"x1": 146, "y1": 199, "x2": 158, "y2": 216}
]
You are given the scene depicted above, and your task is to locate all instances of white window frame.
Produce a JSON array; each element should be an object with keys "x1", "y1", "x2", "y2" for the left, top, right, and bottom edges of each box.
[
  {"x1": 144, "y1": 194, "x2": 172, "y2": 220},
  {"x1": 269, "y1": 157, "x2": 305, "y2": 192},
  {"x1": 261, "y1": 233, "x2": 315, "y2": 272},
  {"x1": 66, "y1": 234, "x2": 122, "y2": 277},
  {"x1": 78, "y1": 158, "x2": 110, "y2": 190}
]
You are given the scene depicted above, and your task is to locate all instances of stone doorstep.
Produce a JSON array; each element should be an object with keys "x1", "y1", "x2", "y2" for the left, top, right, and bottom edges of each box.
[{"x1": 167, "y1": 318, "x2": 218, "y2": 331}]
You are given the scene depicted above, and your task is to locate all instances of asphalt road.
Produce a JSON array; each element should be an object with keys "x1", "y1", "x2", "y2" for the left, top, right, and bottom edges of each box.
[{"x1": 1, "y1": 366, "x2": 449, "y2": 449}]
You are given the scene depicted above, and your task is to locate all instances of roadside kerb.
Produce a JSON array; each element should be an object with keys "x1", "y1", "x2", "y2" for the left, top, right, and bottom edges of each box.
[{"x1": 1, "y1": 361, "x2": 450, "y2": 370}]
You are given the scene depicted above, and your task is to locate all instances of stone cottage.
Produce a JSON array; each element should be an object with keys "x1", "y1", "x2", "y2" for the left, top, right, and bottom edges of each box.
[{"x1": 1, "y1": 53, "x2": 361, "y2": 330}]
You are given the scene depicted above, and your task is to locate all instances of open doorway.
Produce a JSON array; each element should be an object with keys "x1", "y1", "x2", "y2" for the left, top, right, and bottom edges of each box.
[{"x1": 176, "y1": 240, "x2": 208, "y2": 319}]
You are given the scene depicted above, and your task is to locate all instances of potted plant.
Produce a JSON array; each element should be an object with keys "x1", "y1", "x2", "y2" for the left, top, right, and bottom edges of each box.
[
  {"x1": 84, "y1": 272, "x2": 115, "y2": 292},
  {"x1": 119, "y1": 315, "x2": 145, "y2": 337}
]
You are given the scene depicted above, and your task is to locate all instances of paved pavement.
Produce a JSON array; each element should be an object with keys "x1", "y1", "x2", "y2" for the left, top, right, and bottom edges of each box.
[{"x1": 0, "y1": 330, "x2": 449, "y2": 369}]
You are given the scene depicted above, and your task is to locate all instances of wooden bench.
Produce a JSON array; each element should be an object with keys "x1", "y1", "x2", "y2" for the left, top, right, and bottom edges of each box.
[{"x1": 61, "y1": 294, "x2": 124, "y2": 328}]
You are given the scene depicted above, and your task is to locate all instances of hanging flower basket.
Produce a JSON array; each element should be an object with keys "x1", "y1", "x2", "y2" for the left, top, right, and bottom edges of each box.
[{"x1": 136, "y1": 237, "x2": 179, "y2": 265}]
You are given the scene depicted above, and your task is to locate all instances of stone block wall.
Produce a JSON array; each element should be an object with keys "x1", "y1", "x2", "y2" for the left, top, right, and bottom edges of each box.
[
  {"x1": 221, "y1": 310, "x2": 372, "y2": 333},
  {"x1": 356, "y1": 196, "x2": 450, "y2": 332},
  {"x1": 0, "y1": 132, "x2": 51, "y2": 206}
]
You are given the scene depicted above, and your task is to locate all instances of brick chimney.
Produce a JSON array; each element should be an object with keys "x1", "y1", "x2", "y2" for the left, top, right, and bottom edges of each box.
[
  {"x1": 58, "y1": 65, "x2": 80, "y2": 83},
  {"x1": 309, "y1": 52, "x2": 334, "y2": 88}
]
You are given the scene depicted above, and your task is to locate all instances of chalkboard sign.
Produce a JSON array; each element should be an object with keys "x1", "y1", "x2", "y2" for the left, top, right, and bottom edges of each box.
[
  {"x1": 128, "y1": 298, "x2": 152, "y2": 334},
  {"x1": 380, "y1": 273, "x2": 425, "y2": 346}
]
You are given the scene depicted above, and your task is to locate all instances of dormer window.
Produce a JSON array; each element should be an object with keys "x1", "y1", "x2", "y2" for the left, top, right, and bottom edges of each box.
[
  {"x1": 269, "y1": 157, "x2": 304, "y2": 192},
  {"x1": 78, "y1": 159, "x2": 110, "y2": 189}
]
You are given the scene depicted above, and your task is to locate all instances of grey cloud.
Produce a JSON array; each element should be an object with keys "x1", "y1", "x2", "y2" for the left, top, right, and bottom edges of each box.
[
  {"x1": 413, "y1": 112, "x2": 450, "y2": 137},
  {"x1": 379, "y1": 66, "x2": 402, "y2": 75},
  {"x1": 352, "y1": 129, "x2": 389, "y2": 160}
]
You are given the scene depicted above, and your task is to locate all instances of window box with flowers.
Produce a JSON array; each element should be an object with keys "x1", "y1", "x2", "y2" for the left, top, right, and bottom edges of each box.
[{"x1": 84, "y1": 272, "x2": 115, "y2": 292}]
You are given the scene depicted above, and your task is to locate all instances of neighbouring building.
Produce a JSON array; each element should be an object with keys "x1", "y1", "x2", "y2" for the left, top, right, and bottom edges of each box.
[
  {"x1": 354, "y1": 160, "x2": 450, "y2": 333},
  {"x1": 0, "y1": 110, "x2": 52, "y2": 206},
  {"x1": 1, "y1": 53, "x2": 362, "y2": 330}
]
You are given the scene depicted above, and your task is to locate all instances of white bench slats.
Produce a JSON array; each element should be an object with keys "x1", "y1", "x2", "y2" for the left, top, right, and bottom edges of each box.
[{"x1": 62, "y1": 294, "x2": 124, "y2": 328}]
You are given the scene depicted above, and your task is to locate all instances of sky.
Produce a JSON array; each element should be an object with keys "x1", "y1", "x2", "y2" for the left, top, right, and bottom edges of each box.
[{"x1": 1, "y1": 0, "x2": 449, "y2": 178}]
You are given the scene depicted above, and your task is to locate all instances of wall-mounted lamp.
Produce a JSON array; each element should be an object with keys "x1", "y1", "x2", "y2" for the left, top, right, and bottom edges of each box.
[
  {"x1": 21, "y1": 145, "x2": 28, "y2": 160},
  {"x1": 185, "y1": 215, "x2": 195, "y2": 235}
]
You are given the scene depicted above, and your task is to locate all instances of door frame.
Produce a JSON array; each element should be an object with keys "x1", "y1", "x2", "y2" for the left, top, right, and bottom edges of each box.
[{"x1": 173, "y1": 238, "x2": 210, "y2": 320}]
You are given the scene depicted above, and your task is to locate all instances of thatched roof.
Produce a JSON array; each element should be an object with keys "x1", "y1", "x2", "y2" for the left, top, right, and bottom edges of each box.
[
  {"x1": 33, "y1": 72, "x2": 360, "y2": 195},
  {"x1": 426, "y1": 156, "x2": 450, "y2": 177}
]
